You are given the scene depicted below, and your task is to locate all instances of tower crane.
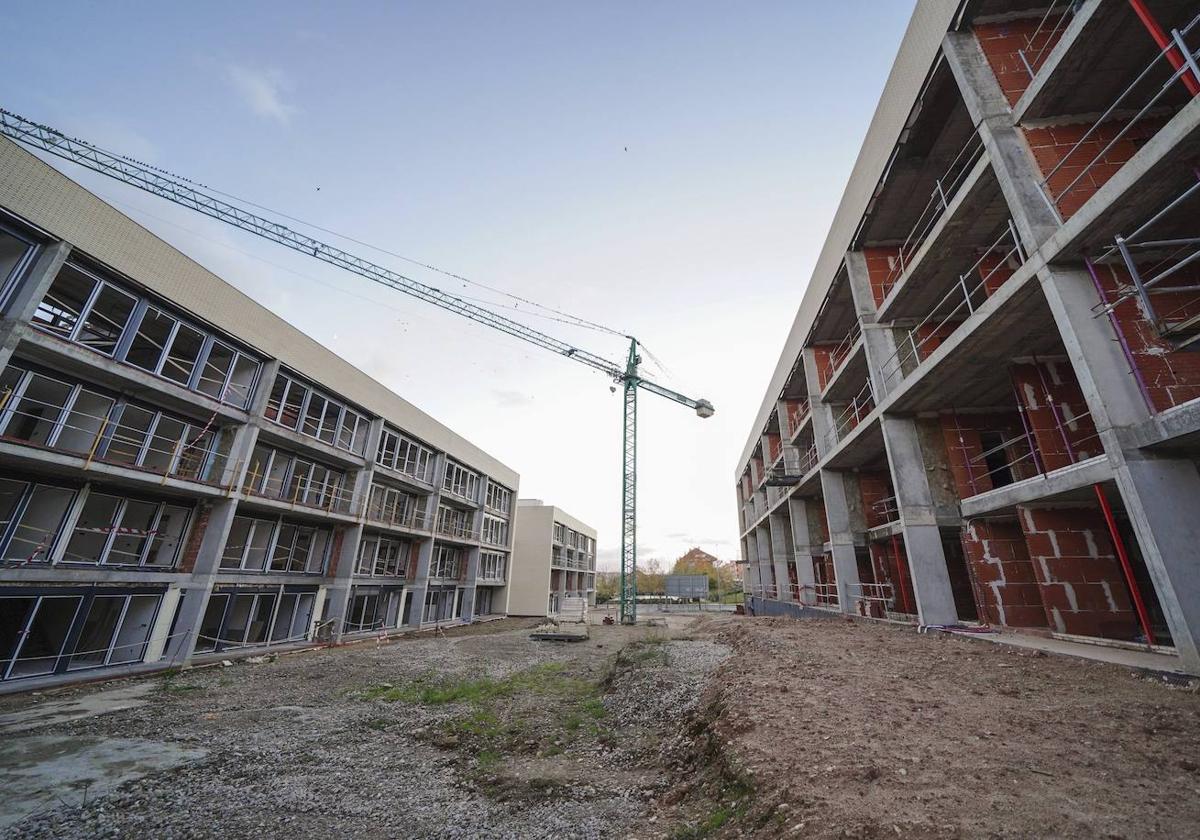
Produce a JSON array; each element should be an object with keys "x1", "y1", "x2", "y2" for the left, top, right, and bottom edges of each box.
[{"x1": 0, "y1": 108, "x2": 714, "y2": 625}]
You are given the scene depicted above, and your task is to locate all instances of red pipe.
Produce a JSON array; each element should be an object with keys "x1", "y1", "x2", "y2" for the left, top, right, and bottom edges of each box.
[
  {"x1": 1093, "y1": 484, "x2": 1157, "y2": 647},
  {"x1": 1127, "y1": 0, "x2": 1200, "y2": 97},
  {"x1": 891, "y1": 533, "x2": 914, "y2": 617}
]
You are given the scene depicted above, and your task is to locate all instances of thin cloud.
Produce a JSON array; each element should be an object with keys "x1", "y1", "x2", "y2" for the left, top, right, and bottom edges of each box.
[
  {"x1": 225, "y1": 63, "x2": 296, "y2": 123},
  {"x1": 492, "y1": 389, "x2": 534, "y2": 407}
]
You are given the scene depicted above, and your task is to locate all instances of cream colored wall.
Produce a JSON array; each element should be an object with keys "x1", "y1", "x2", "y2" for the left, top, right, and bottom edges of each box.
[{"x1": 507, "y1": 503, "x2": 555, "y2": 616}]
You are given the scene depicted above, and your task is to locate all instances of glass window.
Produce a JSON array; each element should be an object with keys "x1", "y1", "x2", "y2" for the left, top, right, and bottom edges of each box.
[
  {"x1": 3, "y1": 484, "x2": 74, "y2": 562},
  {"x1": 109, "y1": 595, "x2": 158, "y2": 664},
  {"x1": 318, "y1": 400, "x2": 341, "y2": 445},
  {"x1": 245, "y1": 520, "x2": 272, "y2": 571},
  {"x1": 4, "y1": 371, "x2": 72, "y2": 445},
  {"x1": 63, "y1": 493, "x2": 121, "y2": 564},
  {"x1": 0, "y1": 596, "x2": 37, "y2": 676},
  {"x1": 270, "y1": 524, "x2": 297, "y2": 571},
  {"x1": 8, "y1": 596, "x2": 83, "y2": 678},
  {"x1": 68, "y1": 596, "x2": 124, "y2": 670},
  {"x1": 32, "y1": 264, "x2": 96, "y2": 339},
  {"x1": 196, "y1": 341, "x2": 235, "y2": 400},
  {"x1": 105, "y1": 404, "x2": 155, "y2": 464},
  {"x1": 221, "y1": 517, "x2": 253, "y2": 569},
  {"x1": 0, "y1": 227, "x2": 35, "y2": 305},
  {"x1": 146, "y1": 505, "x2": 189, "y2": 567},
  {"x1": 301, "y1": 393, "x2": 326, "y2": 439},
  {"x1": 279, "y1": 379, "x2": 307, "y2": 430},
  {"x1": 357, "y1": 538, "x2": 378, "y2": 575},
  {"x1": 76, "y1": 284, "x2": 136, "y2": 355},
  {"x1": 162, "y1": 323, "x2": 204, "y2": 386},
  {"x1": 108, "y1": 499, "x2": 158, "y2": 565},
  {"x1": 144, "y1": 416, "x2": 187, "y2": 473},
  {"x1": 226, "y1": 354, "x2": 258, "y2": 409},
  {"x1": 265, "y1": 376, "x2": 288, "y2": 424},
  {"x1": 55, "y1": 388, "x2": 114, "y2": 453},
  {"x1": 126, "y1": 307, "x2": 176, "y2": 373}
]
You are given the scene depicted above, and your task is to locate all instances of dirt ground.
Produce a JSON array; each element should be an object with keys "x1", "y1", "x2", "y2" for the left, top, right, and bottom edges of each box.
[
  {"x1": 3, "y1": 611, "x2": 1199, "y2": 839},
  {"x1": 657, "y1": 615, "x2": 1200, "y2": 839}
]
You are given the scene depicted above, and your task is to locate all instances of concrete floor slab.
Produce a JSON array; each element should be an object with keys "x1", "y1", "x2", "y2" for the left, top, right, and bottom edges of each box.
[
  {"x1": 948, "y1": 628, "x2": 1193, "y2": 676},
  {"x1": 0, "y1": 682, "x2": 157, "y2": 734},
  {"x1": 0, "y1": 735, "x2": 206, "y2": 829}
]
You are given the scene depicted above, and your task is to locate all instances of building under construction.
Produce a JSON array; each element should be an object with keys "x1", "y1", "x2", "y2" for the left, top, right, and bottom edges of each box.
[
  {"x1": 0, "y1": 137, "x2": 519, "y2": 692},
  {"x1": 736, "y1": 0, "x2": 1200, "y2": 673}
]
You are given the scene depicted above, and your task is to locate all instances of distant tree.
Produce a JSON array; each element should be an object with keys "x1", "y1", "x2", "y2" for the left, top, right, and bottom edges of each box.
[
  {"x1": 669, "y1": 548, "x2": 741, "y2": 599},
  {"x1": 594, "y1": 571, "x2": 618, "y2": 603},
  {"x1": 636, "y1": 557, "x2": 665, "y2": 595}
]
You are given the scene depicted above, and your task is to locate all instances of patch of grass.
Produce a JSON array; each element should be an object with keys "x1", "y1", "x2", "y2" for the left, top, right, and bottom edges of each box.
[
  {"x1": 158, "y1": 671, "x2": 204, "y2": 694},
  {"x1": 581, "y1": 697, "x2": 607, "y2": 719},
  {"x1": 362, "y1": 717, "x2": 390, "y2": 731}
]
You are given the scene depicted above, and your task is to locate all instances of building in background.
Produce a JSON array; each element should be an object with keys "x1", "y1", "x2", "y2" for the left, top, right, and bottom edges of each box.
[
  {"x1": 508, "y1": 500, "x2": 596, "y2": 617},
  {"x1": 0, "y1": 137, "x2": 518, "y2": 693},
  {"x1": 736, "y1": 1, "x2": 1200, "y2": 673}
]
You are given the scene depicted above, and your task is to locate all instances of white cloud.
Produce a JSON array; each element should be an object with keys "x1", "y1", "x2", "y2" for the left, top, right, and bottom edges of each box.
[
  {"x1": 491, "y1": 389, "x2": 534, "y2": 407},
  {"x1": 225, "y1": 64, "x2": 296, "y2": 124}
]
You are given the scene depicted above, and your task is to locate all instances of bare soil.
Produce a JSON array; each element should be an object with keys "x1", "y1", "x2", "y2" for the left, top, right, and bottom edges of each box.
[{"x1": 656, "y1": 615, "x2": 1200, "y2": 839}]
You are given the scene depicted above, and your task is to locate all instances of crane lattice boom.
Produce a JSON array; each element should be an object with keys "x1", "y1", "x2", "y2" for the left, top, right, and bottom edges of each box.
[{"x1": 0, "y1": 107, "x2": 714, "y2": 625}]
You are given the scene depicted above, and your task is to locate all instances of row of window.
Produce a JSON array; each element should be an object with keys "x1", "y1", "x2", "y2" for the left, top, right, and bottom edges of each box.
[
  {"x1": 0, "y1": 590, "x2": 162, "y2": 681},
  {"x1": 485, "y1": 482, "x2": 512, "y2": 514},
  {"x1": 479, "y1": 551, "x2": 506, "y2": 582},
  {"x1": 31, "y1": 262, "x2": 261, "y2": 409},
  {"x1": 264, "y1": 372, "x2": 370, "y2": 455},
  {"x1": 365, "y1": 483, "x2": 425, "y2": 530},
  {"x1": 356, "y1": 535, "x2": 411, "y2": 578},
  {"x1": 1, "y1": 364, "x2": 233, "y2": 484},
  {"x1": 219, "y1": 515, "x2": 330, "y2": 575},
  {"x1": 552, "y1": 523, "x2": 595, "y2": 554},
  {"x1": 481, "y1": 515, "x2": 509, "y2": 547},
  {"x1": 243, "y1": 444, "x2": 351, "y2": 513},
  {"x1": 442, "y1": 460, "x2": 480, "y2": 502},
  {"x1": 376, "y1": 425, "x2": 436, "y2": 483},
  {"x1": 196, "y1": 587, "x2": 316, "y2": 653},
  {"x1": 430, "y1": 545, "x2": 464, "y2": 580},
  {"x1": 346, "y1": 585, "x2": 409, "y2": 632},
  {"x1": 1, "y1": 479, "x2": 190, "y2": 568},
  {"x1": 436, "y1": 505, "x2": 474, "y2": 541}
]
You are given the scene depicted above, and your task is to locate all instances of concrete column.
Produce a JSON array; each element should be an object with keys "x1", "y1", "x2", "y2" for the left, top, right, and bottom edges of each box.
[
  {"x1": 942, "y1": 31, "x2": 1060, "y2": 249},
  {"x1": 819, "y1": 470, "x2": 862, "y2": 613},
  {"x1": 803, "y1": 348, "x2": 839, "y2": 458},
  {"x1": 787, "y1": 496, "x2": 819, "y2": 603},
  {"x1": 769, "y1": 509, "x2": 792, "y2": 601},
  {"x1": 755, "y1": 523, "x2": 774, "y2": 596},
  {"x1": 1112, "y1": 456, "x2": 1200, "y2": 671},
  {"x1": 407, "y1": 537, "x2": 435, "y2": 627},
  {"x1": 0, "y1": 240, "x2": 70, "y2": 371},
  {"x1": 325, "y1": 418, "x2": 381, "y2": 640},
  {"x1": 460, "y1": 546, "x2": 481, "y2": 621},
  {"x1": 847, "y1": 251, "x2": 959, "y2": 624},
  {"x1": 880, "y1": 415, "x2": 959, "y2": 624}
]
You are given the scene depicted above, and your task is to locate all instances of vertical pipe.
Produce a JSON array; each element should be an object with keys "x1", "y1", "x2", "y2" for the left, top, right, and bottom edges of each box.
[
  {"x1": 1093, "y1": 483, "x2": 1157, "y2": 647},
  {"x1": 1127, "y1": 0, "x2": 1200, "y2": 96},
  {"x1": 951, "y1": 411, "x2": 980, "y2": 495},
  {"x1": 891, "y1": 533, "x2": 913, "y2": 616},
  {"x1": 1009, "y1": 366, "x2": 1046, "y2": 475},
  {"x1": 1032, "y1": 357, "x2": 1079, "y2": 464},
  {"x1": 1084, "y1": 257, "x2": 1155, "y2": 412}
]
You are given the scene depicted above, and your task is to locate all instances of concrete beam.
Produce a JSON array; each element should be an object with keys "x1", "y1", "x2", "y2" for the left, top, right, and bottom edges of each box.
[{"x1": 0, "y1": 241, "x2": 69, "y2": 371}]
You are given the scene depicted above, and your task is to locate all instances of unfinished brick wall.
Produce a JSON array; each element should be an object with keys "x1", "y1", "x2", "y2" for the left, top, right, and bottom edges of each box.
[
  {"x1": 327, "y1": 526, "x2": 346, "y2": 576},
  {"x1": 1011, "y1": 360, "x2": 1102, "y2": 470},
  {"x1": 752, "y1": 457, "x2": 763, "y2": 485},
  {"x1": 858, "y1": 471, "x2": 896, "y2": 529},
  {"x1": 177, "y1": 502, "x2": 212, "y2": 573},
  {"x1": 784, "y1": 399, "x2": 809, "y2": 435},
  {"x1": 1018, "y1": 505, "x2": 1139, "y2": 640},
  {"x1": 976, "y1": 249, "x2": 1019, "y2": 296},
  {"x1": 974, "y1": 16, "x2": 1071, "y2": 106},
  {"x1": 869, "y1": 537, "x2": 915, "y2": 615},
  {"x1": 938, "y1": 411, "x2": 1038, "y2": 498},
  {"x1": 1091, "y1": 262, "x2": 1200, "y2": 412},
  {"x1": 961, "y1": 518, "x2": 1048, "y2": 628},
  {"x1": 1022, "y1": 118, "x2": 1169, "y2": 220},
  {"x1": 766, "y1": 433, "x2": 781, "y2": 463},
  {"x1": 863, "y1": 246, "x2": 903, "y2": 307}
]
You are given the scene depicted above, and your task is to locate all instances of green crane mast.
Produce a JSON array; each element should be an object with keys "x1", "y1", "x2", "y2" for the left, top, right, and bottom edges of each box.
[{"x1": 0, "y1": 108, "x2": 714, "y2": 624}]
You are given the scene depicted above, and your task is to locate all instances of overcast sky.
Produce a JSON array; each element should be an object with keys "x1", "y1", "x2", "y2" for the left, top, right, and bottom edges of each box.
[{"x1": 0, "y1": 1, "x2": 913, "y2": 571}]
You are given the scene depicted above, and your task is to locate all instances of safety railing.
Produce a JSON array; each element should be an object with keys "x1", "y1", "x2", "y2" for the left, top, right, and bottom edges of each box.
[
  {"x1": 363, "y1": 499, "x2": 430, "y2": 531},
  {"x1": 1094, "y1": 174, "x2": 1200, "y2": 341},
  {"x1": 871, "y1": 495, "x2": 899, "y2": 525},
  {"x1": 242, "y1": 468, "x2": 360, "y2": 516},
  {"x1": 1037, "y1": 13, "x2": 1200, "y2": 217},
  {"x1": 788, "y1": 582, "x2": 839, "y2": 608},
  {"x1": 0, "y1": 387, "x2": 233, "y2": 486},
  {"x1": 826, "y1": 379, "x2": 875, "y2": 448},
  {"x1": 849, "y1": 581, "x2": 895, "y2": 618},
  {"x1": 877, "y1": 222, "x2": 1026, "y2": 390},
  {"x1": 1017, "y1": 3, "x2": 1077, "y2": 79},
  {"x1": 785, "y1": 399, "x2": 811, "y2": 438},
  {"x1": 435, "y1": 517, "x2": 475, "y2": 540},
  {"x1": 820, "y1": 322, "x2": 863, "y2": 389},
  {"x1": 878, "y1": 131, "x2": 988, "y2": 300}
]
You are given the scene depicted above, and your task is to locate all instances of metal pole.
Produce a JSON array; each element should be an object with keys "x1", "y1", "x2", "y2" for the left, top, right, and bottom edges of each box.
[
  {"x1": 619, "y1": 338, "x2": 639, "y2": 625},
  {"x1": 1093, "y1": 484, "x2": 1158, "y2": 647}
]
